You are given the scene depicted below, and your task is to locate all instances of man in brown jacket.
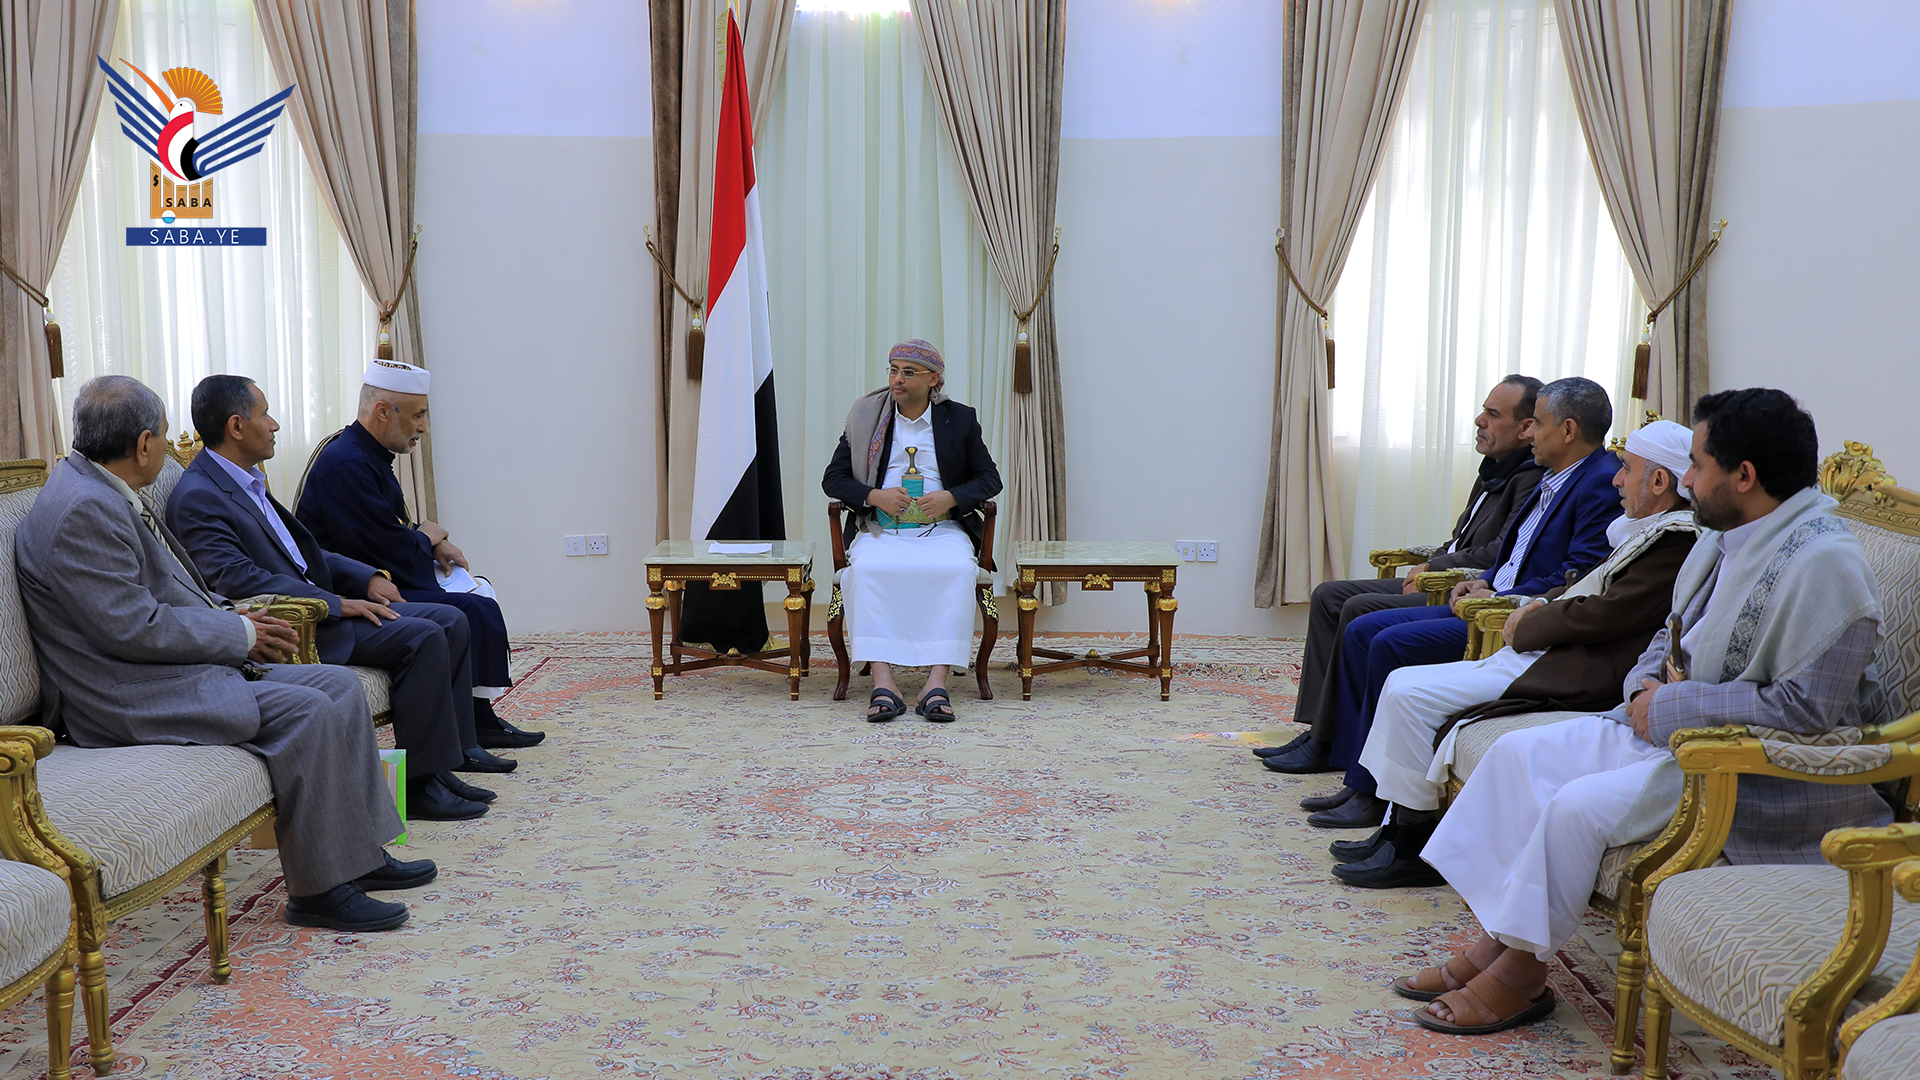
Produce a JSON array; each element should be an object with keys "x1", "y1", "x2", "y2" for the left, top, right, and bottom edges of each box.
[
  {"x1": 1259, "y1": 375, "x2": 1546, "y2": 776},
  {"x1": 1329, "y1": 419, "x2": 1698, "y2": 888}
]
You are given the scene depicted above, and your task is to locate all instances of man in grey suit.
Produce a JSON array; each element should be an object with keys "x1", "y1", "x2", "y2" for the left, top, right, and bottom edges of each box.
[
  {"x1": 14, "y1": 375, "x2": 430, "y2": 932},
  {"x1": 166, "y1": 375, "x2": 512, "y2": 819}
]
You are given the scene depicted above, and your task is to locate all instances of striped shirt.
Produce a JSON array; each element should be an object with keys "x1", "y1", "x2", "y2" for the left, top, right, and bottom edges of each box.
[{"x1": 1490, "y1": 456, "x2": 1586, "y2": 592}]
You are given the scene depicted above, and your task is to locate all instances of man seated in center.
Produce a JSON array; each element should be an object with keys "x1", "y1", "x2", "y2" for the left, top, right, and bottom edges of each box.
[{"x1": 822, "y1": 340, "x2": 1001, "y2": 723}]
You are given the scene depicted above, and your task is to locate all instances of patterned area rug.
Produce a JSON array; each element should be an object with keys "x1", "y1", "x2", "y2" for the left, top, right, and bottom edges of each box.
[{"x1": 0, "y1": 633, "x2": 1771, "y2": 1079}]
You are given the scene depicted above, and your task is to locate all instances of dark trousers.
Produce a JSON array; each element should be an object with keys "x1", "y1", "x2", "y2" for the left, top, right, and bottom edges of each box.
[
  {"x1": 400, "y1": 588, "x2": 512, "y2": 689},
  {"x1": 1295, "y1": 577, "x2": 1427, "y2": 740},
  {"x1": 1328, "y1": 605, "x2": 1471, "y2": 794},
  {"x1": 316, "y1": 602, "x2": 473, "y2": 775}
]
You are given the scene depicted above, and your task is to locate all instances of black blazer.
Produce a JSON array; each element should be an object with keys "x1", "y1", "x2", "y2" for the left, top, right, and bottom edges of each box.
[
  {"x1": 165, "y1": 450, "x2": 381, "y2": 666},
  {"x1": 821, "y1": 398, "x2": 1002, "y2": 553}
]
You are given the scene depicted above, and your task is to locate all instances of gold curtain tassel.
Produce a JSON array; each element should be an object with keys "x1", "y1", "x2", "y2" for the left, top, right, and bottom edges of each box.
[
  {"x1": 1012, "y1": 324, "x2": 1032, "y2": 394},
  {"x1": 376, "y1": 323, "x2": 394, "y2": 361},
  {"x1": 1322, "y1": 316, "x2": 1335, "y2": 390},
  {"x1": 44, "y1": 313, "x2": 62, "y2": 380},
  {"x1": 1631, "y1": 340, "x2": 1651, "y2": 400},
  {"x1": 687, "y1": 313, "x2": 706, "y2": 381}
]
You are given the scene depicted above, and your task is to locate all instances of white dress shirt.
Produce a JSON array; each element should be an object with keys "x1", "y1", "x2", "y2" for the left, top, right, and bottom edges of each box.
[{"x1": 881, "y1": 407, "x2": 944, "y2": 492}]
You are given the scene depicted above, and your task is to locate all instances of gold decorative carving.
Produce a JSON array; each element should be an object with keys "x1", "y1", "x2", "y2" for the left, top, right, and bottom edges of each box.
[
  {"x1": 787, "y1": 567, "x2": 802, "y2": 584},
  {"x1": 1020, "y1": 567, "x2": 1035, "y2": 585},
  {"x1": 1145, "y1": 581, "x2": 1160, "y2": 593},
  {"x1": 1017, "y1": 597, "x2": 1039, "y2": 611},
  {"x1": 1019, "y1": 667, "x2": 1033, "y2": 678},
  {"x1": 789, "y1": 667, "x2": 802, "y2": 678},
  {"x1": 1820, "y1": 441, "x2": 1895, "y2": 501},
  {"x1": 646, "y1": 596, "x2": 667, "y2": 611},
  {"x1": 1082, "y1": 573, "x2": 1113, "y2": 590},
  {"x1": 782, "y1": 595, "x2": 806, "y2": 611},
  {"x1": 0, "y1": 459, "x2": 49, "y2": 495},
  {"x1": 664, "y1": 579, "x2": 684, "y2": 592},
  {"x1": 647, "y1": 567, "x2": 662, "y2": 584},
  {"x1": 709, "y1": 572, "x2": 740, "y2": 590},
  {"x1": 652, "y1": 666, "x2": 664, "y2": 677},
  {"x1": 1156, "y1": 598, "x2": 1178, "y2": 612},
  {"x1": 1161, "y1": 569, "x2": 1176, "y2": 583}
]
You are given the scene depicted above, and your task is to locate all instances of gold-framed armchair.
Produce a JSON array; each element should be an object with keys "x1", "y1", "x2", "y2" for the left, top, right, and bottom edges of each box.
[
  {"x1": 1614, "y1": 727, "x2": 1920, "y2": 1079},
  {"x1": 1367, "y1": 545, "x2": 1437, "y2": 579},
  {"x1": 0, "y1": 726, "x2": 79, "y2": 1080},
  {"x1": 1451, "y1": 595, "x2": 1521, "y2": 661},
  {"x1": 824, "y1": 500, "x2": 999, "y2": 702},
  {"x1": 1837, "y1": 857, "x2": 1920, "y2": 1080}
]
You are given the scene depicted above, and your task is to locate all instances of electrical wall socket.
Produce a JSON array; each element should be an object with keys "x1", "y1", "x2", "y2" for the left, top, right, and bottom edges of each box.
[
  {"x1": 1174, "y1": 540, "x2": 1198, "y2": 562},
  {"x1": 565, "y1": 535, "x2": 587, "y2": 557},
  {"x1": 586, "y1": 534, "x2": 610, "y2": 556},
  {"x1": 1197, "y1": 541, "x2": 1219, "y2": 562}
]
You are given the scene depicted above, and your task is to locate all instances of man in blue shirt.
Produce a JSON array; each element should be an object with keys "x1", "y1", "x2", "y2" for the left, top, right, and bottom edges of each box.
[{"x1": 1268, "y1": 378, "x2": 1623, "y2": 830}]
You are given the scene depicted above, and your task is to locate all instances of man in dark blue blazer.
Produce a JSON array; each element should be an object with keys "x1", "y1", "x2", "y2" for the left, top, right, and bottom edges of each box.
[
  {"x1": 167, "y1": 376, "x2": 511, "y2": 821},
  {"x1": 294, "y1": 360, "x2": 542, "y2": 750},
  {"x1": 1274, "y1": 378, "x2": 1624, "y2": 829}
]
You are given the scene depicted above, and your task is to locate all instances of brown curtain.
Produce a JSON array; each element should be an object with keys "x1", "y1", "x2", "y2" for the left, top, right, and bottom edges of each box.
[
  {"x1": 647, "y1": 0, "x2": 794, "y2": 542},
  {"x1": 0, "y1": 0, "x2": 120, "y2": 459},
  {"x1": 1255, "y1": 0, "x2": 1429, "y2": 607},
  {"x1": 907, "y1": 0, "x2": 1067, "y2": 601},
  {"x1": 1554, "y1": 0, "x2": 1732, "y2": 419},
  {"x1": 253, "y1": 0, "x2": 433, "y2": 518}
]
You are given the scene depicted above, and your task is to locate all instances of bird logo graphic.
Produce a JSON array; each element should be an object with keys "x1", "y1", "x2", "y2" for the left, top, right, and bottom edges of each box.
[{"x1": 97, "y1": 55, "x2": 295, "y2": 225}]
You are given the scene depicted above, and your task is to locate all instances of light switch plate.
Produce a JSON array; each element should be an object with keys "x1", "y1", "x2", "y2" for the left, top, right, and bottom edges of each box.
[
  {"x1": 565, "y1": 535, "x2": 587, "y2": 557},
  {"x1": 1174, "y1": 540, "x2": 1198, "y2": 562}
]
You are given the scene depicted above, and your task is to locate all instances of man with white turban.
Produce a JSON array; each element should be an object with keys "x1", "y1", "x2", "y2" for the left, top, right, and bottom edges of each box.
[
  {"x1": 296, "y1": 358, "x2": 545, "y2": 754},
  {"x1": 822, "y1": 340, "x2": 1001, "y2": 723},
  {"x1": 1329, "y1": 419, "x2": 1699, "y2": 888}
]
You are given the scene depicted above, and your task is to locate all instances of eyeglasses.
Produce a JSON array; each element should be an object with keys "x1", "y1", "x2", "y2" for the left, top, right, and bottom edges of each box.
[{"x1": 888, "y1": 365, "x2": 930, "y2": 379}]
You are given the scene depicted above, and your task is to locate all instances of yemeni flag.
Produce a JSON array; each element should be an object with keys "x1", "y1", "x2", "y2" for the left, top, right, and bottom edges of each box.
[{"x1": 681, "y1": 8, "x2": 785, "y2": 655}]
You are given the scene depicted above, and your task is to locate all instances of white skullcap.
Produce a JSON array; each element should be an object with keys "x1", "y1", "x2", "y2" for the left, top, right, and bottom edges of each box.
[
  {"x1": 363, "y1": 357, "x2": 430, "y2": 395},
  {"x1": 1625, "y1": 419, "x2": 1694, "y2": 496}
]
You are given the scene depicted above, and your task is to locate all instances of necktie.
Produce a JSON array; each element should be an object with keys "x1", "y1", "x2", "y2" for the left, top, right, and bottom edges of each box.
[{"x1": 140, "y1": 504, "x2": 214, "y2": 606}]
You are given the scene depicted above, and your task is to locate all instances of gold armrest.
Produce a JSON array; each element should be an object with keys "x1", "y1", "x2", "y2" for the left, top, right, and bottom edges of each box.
[
  {"x1": 1842, "y1": 857, "x2": 1920, "y2": 1051},
  {"x1": 1368, "y1": 548, "x2": 1426, "y2": 579},
  {"x1": 1414, "y1": 568, "x2": 1476, "y2": 605},
  {"x1": 1864, "y1": 709, "x2": 1920, "y2": 745},
  {"x1": 0, "y1": 729, "x2": 73, "y2": 882},
  {"x1": 237, "y1": 594, "x2": 330, "y2": 665},
  {"x1": 1451, "y1": 596, "x2": 1518, "y2": 622}
]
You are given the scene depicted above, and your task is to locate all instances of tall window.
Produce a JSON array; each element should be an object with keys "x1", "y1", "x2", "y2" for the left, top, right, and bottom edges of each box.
[
  {"x1": 50, "y1": 0, "x2": 376, "y2": 494},
  {"x1": 1329, "y1": 0, "x2": 1642, "y2": 574},
  {"x1": 759, "y1": 3, "x2": 1013, "y2": 555}
]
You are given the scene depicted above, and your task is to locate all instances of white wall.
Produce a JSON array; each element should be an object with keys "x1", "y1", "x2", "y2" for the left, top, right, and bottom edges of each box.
[{"x1": 1708, "y1": 0, "x2": 1920, "y2": 471}]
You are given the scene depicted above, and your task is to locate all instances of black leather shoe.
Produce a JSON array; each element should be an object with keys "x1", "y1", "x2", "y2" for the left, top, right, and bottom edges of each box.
[
  {"x1": 407, "y1": 776, "x2": 488, "y2": 820},
  {"x1": 1300, "y1": 785, "x2": 1355, "y2": 812},
  {"x1": 475, "y1": 700, "x2": 546, "y2": 747},
  {"x1": 1252, "y1": 731, "x2": 1315, "y2": 758},
  {"x1": 1331, "y1": 842, "x2": 1446, "y2": 889},
  {"x1": 439, "y1": 771, "x2": 496, "y2": 803},
  {"x1": 1260, "y1": 736, "x2": 1338, "y2": 774},
  {"x1": 1330, "y1": 823, "x2": 1395, "y2": 863},
  {"x1": 353, "y1": 851, "x2": 439, "y2": 891},
  {"x1": 1306, "y1": 790, "x2": 1386, "y2": 828},
  {"x1": 456, "y1": 747, "x2": 519, "y2": 774},
  {"x1": 285, "y1": 883, "x2": 408, "y2": 931}
]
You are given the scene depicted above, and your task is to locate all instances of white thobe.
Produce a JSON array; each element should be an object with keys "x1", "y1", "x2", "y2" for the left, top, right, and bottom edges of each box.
[
  {"x1": 843, "y1": 408, "x2": 977, "y2": 667},
  {"x1": 1422, "y1": 716, "x2": 1667, "y2": 960},
  {"x1": 1358, "y1": 646, "x2": 1544, "y2": 811}
]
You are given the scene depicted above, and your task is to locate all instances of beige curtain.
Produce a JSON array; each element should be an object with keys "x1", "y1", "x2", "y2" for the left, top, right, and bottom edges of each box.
[
  {"x1": 1256, "y1": 0, "x2": 1429, "y2": 607},
  {"x1": 652, "y1": 0, "x2": 794, "y2": 541},
  {"x1": 908, "y1": 0, "x2": 1067, "y2": 601},
  {"x1": 0, "y1": 0, "x2": 120, "y2": 459},
  {"x1": 1553, "y1": 0, "x2": 1732, "y2": 419},
  {"x1": 253, "y1": 0, "x2": 432, "y2": 518}
]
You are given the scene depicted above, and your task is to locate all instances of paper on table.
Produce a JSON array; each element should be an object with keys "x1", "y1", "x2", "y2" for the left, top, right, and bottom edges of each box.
[{"x1": 708, "y1": 542, "x2": 774, "y2": 555}]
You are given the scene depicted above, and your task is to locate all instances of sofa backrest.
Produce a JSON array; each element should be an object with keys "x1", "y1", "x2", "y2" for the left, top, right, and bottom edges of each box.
[
  {"x1": 1824, "y1": 443, "x2": 1920, "y2": 723},
  {"x1": 144, "y1": 454, "x2": 186, "y2": 516},
  {"x1": 0, "y1": 461, "x2": 49, "y2": 725}
]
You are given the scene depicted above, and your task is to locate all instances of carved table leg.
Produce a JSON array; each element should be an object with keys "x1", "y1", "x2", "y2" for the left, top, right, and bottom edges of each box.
[
  {"x1": 1144, "y1": 581, "x2": 1162, "y2": 669},
  {"x1": 1156, "y1": 580, "x2": 1178, "y2": 701},
  {"x1": 204, "y1": 851, "x2": 231, "y2": 983},
  {"x1": 46, "y1": 943, "x2": 74, "y2": 1080},
  {"x1": 784, "y1": 578, "x2": 808, "y2": 701},
  {"x1": 1018, "y1": 578, "x2": 1039, "y2": 701},
  {"x1": 801, "y1": 580, "x2": 815, "y2": 674},
  {"x1": 647, "y1": 575, "x2": 668, "y2": 700},
  {"x1": 666, "y1": 580, "x2": 684, "y2": 667}
]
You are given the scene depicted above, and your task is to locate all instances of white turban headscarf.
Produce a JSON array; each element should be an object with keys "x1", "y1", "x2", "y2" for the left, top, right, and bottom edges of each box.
[{"x1": 1624, "y1": 419, "x2": 1694, "y2": 499}]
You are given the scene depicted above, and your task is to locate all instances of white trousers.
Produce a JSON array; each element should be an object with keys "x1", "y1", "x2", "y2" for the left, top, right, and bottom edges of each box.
[
  {"x1": 1422, "y1": 715, "x2": 1667, "y2": 960},
  {"x1": 844, "y1": 522, "x2": 977, "y2": 667},
  {"x1": 1358, "y1": 647, "x2": 1542, "y2": 811}
]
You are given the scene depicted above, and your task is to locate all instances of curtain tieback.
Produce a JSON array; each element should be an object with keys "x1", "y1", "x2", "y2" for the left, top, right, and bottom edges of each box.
[
  {"x1": 376, "y1": 226, "x2": 422, "y2": 360},
  {"x1": 1274, "y1": 229, "x2": 1335, "y2": 390},
  {"x1": 1, "y1": 257, "x2": 63, "y2": 379},
  {"x1": 1633, "y1": 219, "x2": 1728, "y2": 399},
  {"x1": 644, "y1": 225, "x2": 708, "y2": 380},
  {"x1": 1010, "y1": 231, "x2": 1061, "y2": 395}
]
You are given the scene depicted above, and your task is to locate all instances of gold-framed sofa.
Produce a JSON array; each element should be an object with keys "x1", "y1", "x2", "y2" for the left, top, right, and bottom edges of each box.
[
  {"x1": 1, "y1": 458, "x2": 279, "y2": 1075},
  {"x1": 0, "y1": 726, "x2": 79, "y2": 1080},
  {"x1": 1367, "y1": 543, "x2": 1481, "y2": 605}
]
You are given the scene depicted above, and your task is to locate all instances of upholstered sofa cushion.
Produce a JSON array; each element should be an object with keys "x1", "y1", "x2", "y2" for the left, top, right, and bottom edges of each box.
[
  {"x1": 1647, "y1": 864, "x2": 1920, "y2": 1045},
  {"x1": 349, "y1": 666, "x2": 391, "y2": 718},
  {"x1": 1845, "y1": 516, "x2": 1920, "y2": 722},
  {"x1": 0, "y1": 860, "x2": 69, "y2": 987},
  {"x1": 36, "y1": 745, "x2": 274, "y2": 899},
  {"x1": 1844, "y1": 1013, "x2": 1920, "y2": 1080},
  {"x1": 0, "y1": 484, "x2": 44, "y2": 727},
  {"x1": 1448, "y1": 709, "x2": 1587, "y2": 783}
]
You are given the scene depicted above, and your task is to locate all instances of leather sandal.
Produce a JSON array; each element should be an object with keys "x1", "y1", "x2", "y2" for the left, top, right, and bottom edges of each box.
[
  {"x1": 866, "y1": 687, "x2": 907, "y2": 722},
  {"x1": 916, "y1": 687, "x2": 955, "y2": 723},
  {"x1": 1415, "y1": 970, "x2": 1556, "y2": 1035},
  {"x1": 1391, "y1": 952, "x2": 1481, "y2": 1002}
]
